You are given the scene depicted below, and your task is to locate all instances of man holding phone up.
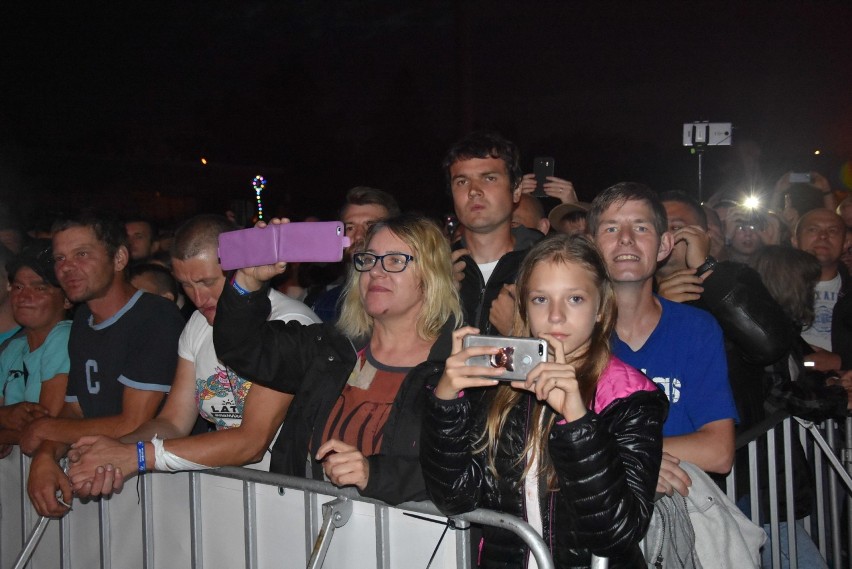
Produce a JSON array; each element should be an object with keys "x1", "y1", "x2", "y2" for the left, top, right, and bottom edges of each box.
[{"x1": 443, "y1": 131, "x2": 541, "y2": 335}]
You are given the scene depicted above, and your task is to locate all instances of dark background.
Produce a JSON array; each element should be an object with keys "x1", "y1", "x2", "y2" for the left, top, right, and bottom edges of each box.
[{"x1": 1, "y1": 1, "x2": 850, "y2": 229}]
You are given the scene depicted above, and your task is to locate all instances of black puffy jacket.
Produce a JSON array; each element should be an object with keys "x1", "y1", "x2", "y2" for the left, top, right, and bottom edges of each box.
[{"x1": 421, "y1": 358, "x2": 668, "y2": 569}]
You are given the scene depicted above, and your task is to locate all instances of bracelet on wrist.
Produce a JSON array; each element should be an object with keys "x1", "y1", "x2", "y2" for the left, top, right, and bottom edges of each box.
[
  {"x1": 231, "y1": 275, "x2": 251, "y2": 296},
  {"x1": 695, "y1": 256, "x2": 718, "y2": 277},
  {"x1": 136, "y1": 441, "x2": 147, "y2": 474}
]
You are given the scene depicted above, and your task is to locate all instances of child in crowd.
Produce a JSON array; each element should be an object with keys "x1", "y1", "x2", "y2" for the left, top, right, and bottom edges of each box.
[{"x1": 421, "y1": 234, "x2": 668, "y2": 568}]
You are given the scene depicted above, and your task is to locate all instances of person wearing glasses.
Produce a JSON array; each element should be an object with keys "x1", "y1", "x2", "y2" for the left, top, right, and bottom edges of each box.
[
  {"x1": 69, "y1": 215, "x2": 462, "y2": 506},
  {"x1": 0, "y1": 241, "x2": 72, "y2": 457}
]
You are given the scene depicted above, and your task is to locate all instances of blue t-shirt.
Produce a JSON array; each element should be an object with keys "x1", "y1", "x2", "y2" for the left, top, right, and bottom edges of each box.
[
  {"x1": 612, "y1": 296, "x2": 738, "y2": 437},
  {"x1": 0, "y1": 321, "x2": 72, "y2": 405}
]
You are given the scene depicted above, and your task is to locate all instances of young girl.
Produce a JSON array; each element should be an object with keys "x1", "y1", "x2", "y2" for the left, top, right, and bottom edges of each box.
[{"x1": 421, "y1": 234, "x2": 668, "y2": 568}]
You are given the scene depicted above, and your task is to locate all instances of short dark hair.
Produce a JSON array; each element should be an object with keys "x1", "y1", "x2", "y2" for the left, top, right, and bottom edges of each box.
[
  {"x1": 125, "y1": 217, "x2": 158, "y2": 238},
  {"x1": 52, "y1": 212, "x2": 128, "y2": 258},
  {"x1": 339, "y1": 187, "x2": 401, "y2": 219},
  {"x1": 172, "y1": 214, "x2": 237, "y2": 261},
  {"x1": 442, "y1": 130, "x2": 522, "y2": 193},
  {"x1": 658, "y1": 190, "x2": 708, "y2": 229},
  {"x1": 129, "y1": 263, "x2": 179, "y2": 300},
  {"x1": 588, "y1": 182, "x2": 668, "y2": 236}
]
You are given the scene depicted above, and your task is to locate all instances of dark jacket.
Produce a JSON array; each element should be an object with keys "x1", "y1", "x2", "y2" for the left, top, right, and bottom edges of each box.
[
  {"x1": 213, "y1": 281, "x2": 455, "y2": 505},
  {"x1": 831, "y1": 263, "x2": 852, "y2": 369},
  {"x1": 455, "y1": 226, "x2": 542, "y2": 334},
  {"x1": 421, "y1": 363, "x2": 668, "y2": 569},
  {"x1": 687, "y1": 261, "x2": 793, "y2": 427},
  {"x1": 691, "y1": 261, "x2": 845, "y2": 521}
]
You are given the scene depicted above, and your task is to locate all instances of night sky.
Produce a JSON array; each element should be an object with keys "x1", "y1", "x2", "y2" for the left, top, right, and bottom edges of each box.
[{"x1": 1, "y1": 1, "x2": 850, "y2": 229}]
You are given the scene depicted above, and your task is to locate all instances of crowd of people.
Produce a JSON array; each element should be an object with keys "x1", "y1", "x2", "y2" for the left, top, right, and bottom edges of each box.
[{"x1": 0, "y1": 130, "x2": 849, "y2": 568}]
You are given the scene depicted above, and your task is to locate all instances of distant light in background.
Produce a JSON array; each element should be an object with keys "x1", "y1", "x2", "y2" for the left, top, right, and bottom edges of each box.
[
  {"x1": 743, "y1": 195, "x2": 761, "y2": 209},
  {"x1": 814, "y1": 150, "x2": 821, "y2": 155},
  {"x1": 201, "y1": 157, "x2": 208, "y2": 165}
]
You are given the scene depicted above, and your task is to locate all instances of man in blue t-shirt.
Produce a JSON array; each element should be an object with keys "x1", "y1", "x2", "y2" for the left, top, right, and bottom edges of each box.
[
  {"x1": 20, "y1": 214, "x2": 183, "y2": 517},
  {"x1": 589, "y1": 182, "x2": 737, "y2": 496}
]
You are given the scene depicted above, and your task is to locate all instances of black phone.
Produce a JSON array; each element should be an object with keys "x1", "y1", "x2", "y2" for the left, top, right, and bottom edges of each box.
[{"x1": 533, "y1": 157, "x2": 555, "y2": 197}]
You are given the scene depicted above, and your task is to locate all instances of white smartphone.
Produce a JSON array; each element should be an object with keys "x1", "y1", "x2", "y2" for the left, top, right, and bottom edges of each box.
[{"x1": 463, "y1": 334, "x2": 548, "y2": 381}]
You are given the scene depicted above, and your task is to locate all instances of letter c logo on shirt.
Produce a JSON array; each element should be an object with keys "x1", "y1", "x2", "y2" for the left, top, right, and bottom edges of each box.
[{"x1": 86, "y1": 359, "x2": 100, "y2": 394}]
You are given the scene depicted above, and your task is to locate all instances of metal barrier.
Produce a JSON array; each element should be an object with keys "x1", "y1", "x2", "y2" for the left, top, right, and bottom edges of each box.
[
  {"x1": 3, "y1": 415, "x2": 848, "y2": 568},
  {"x1": 723, "y1": 414, "x2": 852, "y2": 569},
  {"x1": 0, "y1": 449, "x2": 557, "y2": 569}
]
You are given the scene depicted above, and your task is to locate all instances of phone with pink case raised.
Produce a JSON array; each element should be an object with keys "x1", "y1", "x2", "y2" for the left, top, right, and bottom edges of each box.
[{"x1": 218, "y1": 221, "x2": 351, "y2": 270}]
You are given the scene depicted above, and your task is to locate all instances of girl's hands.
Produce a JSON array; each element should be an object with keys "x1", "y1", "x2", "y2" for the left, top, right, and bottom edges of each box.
[
  {"x1": 513, "y1": 333, "x2": 587, "y2": 423},
  {"x1": 434, "y1": 327, "x2": 502, "y2": 400}
]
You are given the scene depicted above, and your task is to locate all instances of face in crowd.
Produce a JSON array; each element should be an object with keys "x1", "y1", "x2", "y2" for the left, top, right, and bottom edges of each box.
[
  {"x1": 450, "y1": 156, "x2": 520, "y2": 236},
  {"x1": 126, "y1": 221, "x2": 157, "y2": 261},
  {"x1": 343, "y1": 203, "x2": 389, "y2": 258},
  {"x1": 52, "y1": 226, "x2": 128, "y2": 304},
  {"x1": 593, "y1": 198, "x2": 671, "y2": 286},
  {"x1": 357, "y1": 227, "x2": 422, "y2": 322},
  {"x1": 172, "y1": 250, "x2": 225, "y2": 325},
  {"x1": 792, "y1": 209, "x2": 846, "y2": 268}
]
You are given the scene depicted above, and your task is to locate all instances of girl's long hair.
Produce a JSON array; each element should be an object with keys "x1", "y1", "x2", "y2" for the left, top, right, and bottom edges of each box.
[{"x1": 480, "y1": 234, "x2": 616, "y2": 487}]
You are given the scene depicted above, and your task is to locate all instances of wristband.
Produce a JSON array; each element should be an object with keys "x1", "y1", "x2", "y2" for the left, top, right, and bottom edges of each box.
[
  {"x1": 695, "y1": 256, "x2": 718, "y2": 277},
  {"x1": 151, "y1": 435, "x2": 210, "y2": 472},
  {"x1": 136, "y1": 441, "x2": 147, "y2": 474},
  {"x1": 231, "y1": 275, "x2": 251, "y2": 296}
]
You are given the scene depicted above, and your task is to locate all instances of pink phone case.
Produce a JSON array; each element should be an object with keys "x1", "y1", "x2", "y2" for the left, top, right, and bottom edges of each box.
[{"x1": 218, "y1": 222, "x2": 351, "y2": 270}]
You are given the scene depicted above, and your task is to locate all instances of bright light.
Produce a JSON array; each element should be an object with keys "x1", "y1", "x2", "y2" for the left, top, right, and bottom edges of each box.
[
  {"x1": 743, "y1": 196, "x2": 761, "y2": 209},
  {"x1": 200, "y1": 157, "x2": 208, "y2": 165},
  {"x1": 814, "y1": 150, "x2": 821, "y2": 155}
]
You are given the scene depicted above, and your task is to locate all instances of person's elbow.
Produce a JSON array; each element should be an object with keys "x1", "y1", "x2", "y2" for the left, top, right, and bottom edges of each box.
[{"x1": 704, "y1": 442, "x2": 734, "y2": 474}]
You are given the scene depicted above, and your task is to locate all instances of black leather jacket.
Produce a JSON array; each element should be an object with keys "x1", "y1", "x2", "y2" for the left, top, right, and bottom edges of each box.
[
  {"x1": 421, "y1": 369, "x2": 668, "y2": 569},
  {"x1": 686, "y1": 261, "x2": 794, "y2": 431}
]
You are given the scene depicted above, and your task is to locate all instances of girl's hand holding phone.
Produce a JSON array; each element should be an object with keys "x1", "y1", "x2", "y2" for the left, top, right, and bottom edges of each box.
[
  {"x1": 434, "y1": 327, "x2": 502, "y2": 400},
  {"x1": 515, "y1": 333, "x2": 587, "y2": 423}
]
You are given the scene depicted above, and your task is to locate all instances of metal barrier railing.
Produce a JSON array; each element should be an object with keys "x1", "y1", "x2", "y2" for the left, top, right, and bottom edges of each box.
[
  {"x1": 724, "y1": 414, "x2": 852, "y2": 569},
  {"x1": 3, "y1": 415, "x2": 848, "y2": 568},
  {"x1": 0, "y1": 450, "x2": 559, "y2": 569}
]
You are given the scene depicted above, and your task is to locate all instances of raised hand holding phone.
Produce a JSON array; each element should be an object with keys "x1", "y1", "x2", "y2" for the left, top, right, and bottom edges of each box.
[
  {"x1": 515, "y1": 333, "x2": 587, "y2": 423},
  {"x1": 434, "y1": 327, "x2": 504, "y2": 400}
]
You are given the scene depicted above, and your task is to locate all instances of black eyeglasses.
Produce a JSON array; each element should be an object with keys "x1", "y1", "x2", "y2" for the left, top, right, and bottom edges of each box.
[{"x1": 352, "y1": 252, "x2": 415, "y2": 273}]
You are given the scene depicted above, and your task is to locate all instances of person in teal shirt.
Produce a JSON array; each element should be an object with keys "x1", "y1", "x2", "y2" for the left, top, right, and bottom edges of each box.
[{"x1": 0, "y1": 240, "x2": 71, "y2": 456}]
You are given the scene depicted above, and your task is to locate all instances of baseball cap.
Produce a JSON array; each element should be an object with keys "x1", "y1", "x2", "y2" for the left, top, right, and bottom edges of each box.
[
  {"x1": 6, "y1": 239, "x2": 59, "y2": 288},
  {"x1": 548, "y1": 202, "x2": 591, "y2": 229}
]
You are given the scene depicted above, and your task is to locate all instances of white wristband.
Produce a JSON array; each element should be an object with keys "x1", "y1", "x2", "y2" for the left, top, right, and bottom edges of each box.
[{"x1": 151, "y1": 435, "x2": 210, "y2": 472}]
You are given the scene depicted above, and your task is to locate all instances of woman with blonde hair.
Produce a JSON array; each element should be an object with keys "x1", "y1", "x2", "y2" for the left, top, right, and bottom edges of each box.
[
  {"x1": 70, "y1": 215, "x2": 462, "y2": 505},
  {"x1": 422, "y1": 234, "x2": 668, "y2": 568}
]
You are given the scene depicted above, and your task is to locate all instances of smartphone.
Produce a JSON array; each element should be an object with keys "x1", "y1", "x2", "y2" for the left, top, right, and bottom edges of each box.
[
  {"x1": 218, "y1": 221, "x2": 351, "y2": 270},
  {"x1": 533, "y1": 157, "x2": 555, "y2": 197},
  {"x1": 463, "y1": 334, "x2": 548, "y2": 381},
  {"x1": 789, "y1": 172, "x2": 812, "y2": 183}
]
